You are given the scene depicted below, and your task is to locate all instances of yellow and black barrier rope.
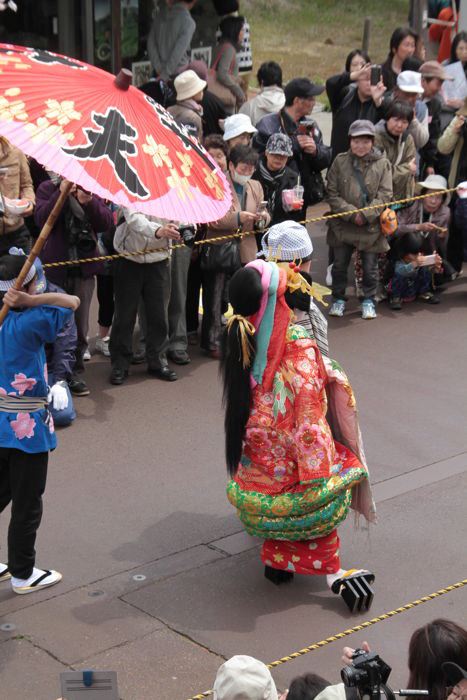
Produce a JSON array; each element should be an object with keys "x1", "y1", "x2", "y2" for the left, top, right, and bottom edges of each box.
[
  {"x1": 42, "y1": 187, "x2": 457, "y2": 271},
  {"x1": 186, "y1": 578, "x2": 467, "y2": 700}
]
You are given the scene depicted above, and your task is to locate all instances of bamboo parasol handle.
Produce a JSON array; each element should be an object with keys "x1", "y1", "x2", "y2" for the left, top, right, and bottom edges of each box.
[{"x1": 0, "y1": 180, "x2": 74, "y2": 325}]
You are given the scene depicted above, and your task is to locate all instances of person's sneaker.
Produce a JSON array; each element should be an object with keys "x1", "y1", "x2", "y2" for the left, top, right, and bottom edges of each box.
[
  {"x1": 11, "y1": 568, "x2": 62, "y2": 595},
  {"x1": 389, "y1": 296, "x2": 402, "y2": 311},
  {"x1": 110, "y1": 367, "x2": 128, "y2": 385},
  {"x1": 68, "y1": 377, "x2": 90, "y2": 396},
  {"x1": 419, "y1": 291, "x2": 441, "y2": 305},
  {"x1": 0, "y1": 563, "x2": 11, "y2": 582},
  {"x1": 326, "y1": 264, "x2": 333, "y2": 286},
  {"x1": 83, "y1": 348, "x2": 91, "y2": 362},
  {"x1": 329, "y1": 299, "x2": 345, "y2": 317},
  {"x1": 361, "y1": 299, "x2": 377, "y2": 319},
  {"x1": 95, "y1": 336, "x2": 110, "y2": 357}
]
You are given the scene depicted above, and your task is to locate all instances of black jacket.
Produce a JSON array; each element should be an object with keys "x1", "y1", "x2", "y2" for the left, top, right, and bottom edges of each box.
[
  {"x1": 419, "y1": 95, "x2": 442, "y2": 175},
  {"x1": 253, "y1": 108, "x2": 331, "y2": 206},
  {"x1": 326, "y1": 74, "x2": 383, "y2": 160},
  {"x1": 252, "y1": 159, "x2": 302, "y2": 225}
]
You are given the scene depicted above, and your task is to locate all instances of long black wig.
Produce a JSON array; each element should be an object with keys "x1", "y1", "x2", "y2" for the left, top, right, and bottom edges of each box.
[{"x1": 220, "y1": 267, "x2": 263, "y2": 476}]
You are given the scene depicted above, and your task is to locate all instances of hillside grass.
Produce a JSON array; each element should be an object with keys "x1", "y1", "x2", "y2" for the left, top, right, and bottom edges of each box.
[{"x1": 244, "y1": 0, "x2": 410, "y2": 90}]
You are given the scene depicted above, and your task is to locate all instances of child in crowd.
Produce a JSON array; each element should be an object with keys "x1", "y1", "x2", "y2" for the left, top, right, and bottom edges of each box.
[
  {"x1": 259, "y1": 220, "x2": 329, "y2": 357},
  {"x1": 387, "y1": 232, "x2": 442, "y2": 309},
  {"x1": 0, "y1": 249, "x2": 79, "y2": 594},
  {"x1": 327, "y1": 119, "x2": 393, "y2": 319}
]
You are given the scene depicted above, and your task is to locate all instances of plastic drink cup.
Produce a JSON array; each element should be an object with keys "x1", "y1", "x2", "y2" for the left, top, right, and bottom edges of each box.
[{"x1": 292, "y1": 184, "x2": 304, "y2": 209}]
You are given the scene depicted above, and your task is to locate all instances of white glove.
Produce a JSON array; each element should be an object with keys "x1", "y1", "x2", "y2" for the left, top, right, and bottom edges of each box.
[{"x1": 48, "y1": 382, "x2": 69, "y2": 411}]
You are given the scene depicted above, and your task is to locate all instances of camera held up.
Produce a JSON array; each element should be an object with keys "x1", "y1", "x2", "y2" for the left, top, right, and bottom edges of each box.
[{"x1": 341, "y1": 649, "x2": 429, "y2": 700}]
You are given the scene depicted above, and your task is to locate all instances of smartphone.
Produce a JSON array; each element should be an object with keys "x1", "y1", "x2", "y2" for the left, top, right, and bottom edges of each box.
[
  {"x1": 419, "y1": 253, "x2": 437, "y2": 267},
  {"x1": 370, "y1": 64, "x2": 381, "y2": 86}
]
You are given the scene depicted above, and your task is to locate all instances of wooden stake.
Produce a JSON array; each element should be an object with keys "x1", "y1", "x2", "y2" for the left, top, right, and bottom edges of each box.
[{"x1": 0, "y1": 180, "x2": 74, "y2": 325}]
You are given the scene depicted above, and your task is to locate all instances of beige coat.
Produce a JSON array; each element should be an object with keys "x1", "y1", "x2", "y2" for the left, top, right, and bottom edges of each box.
[
  {"x1": 326, "y1": 148, "x2": 393, "y2": 253},
  {"x1": 374, "y1": 125, "x2": 416, "y2": 203},
  {"x1": 0, "y1": 140, "x2": 35, "y2": 235},
  {"x1": 437, "y1": 114, "x2": 465, "y2": 188},
  {"x1": 167, "y1": 101, "x2": 203, "y2": 141},
  {"x1": 206, "y1": 174, "x2": 269, "y2": 264}
]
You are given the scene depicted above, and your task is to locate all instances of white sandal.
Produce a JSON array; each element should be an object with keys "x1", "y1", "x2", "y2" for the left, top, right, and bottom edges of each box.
[{"x1": 12, "y1": 569, "x2": 62, "y2": 595}]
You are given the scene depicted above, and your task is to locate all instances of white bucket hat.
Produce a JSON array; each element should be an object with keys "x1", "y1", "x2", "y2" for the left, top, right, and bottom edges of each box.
[
  {"x1": 213, "y1": 655, "x2": 278, "y2": 700},
  {"x1": 260, "y1": 221, "x2": 313, "y2": 261},
  {"x1": 417, "y1": 174, "x2": 448, "y2": 191},
  {"x1": 222, "y1": 114, "x2": 257, "y2": 142},
  {"x1": 396, "y1": 70, "x2": 424, "y2": 94},
  {"x1": 416, "y1": 173, "x2": 450, "y2": 202},
  {"x1": 174, "y1": 69, "x2": 206, "y2": 102}
]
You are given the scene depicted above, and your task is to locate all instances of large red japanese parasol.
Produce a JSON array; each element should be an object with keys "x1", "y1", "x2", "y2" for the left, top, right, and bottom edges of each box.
[
  {"x1": 0, "y1": 43, "x2": 231, "y2": 222},
  {"x1": 0, "y1": 43, "x2": 233, "y2": 323}
]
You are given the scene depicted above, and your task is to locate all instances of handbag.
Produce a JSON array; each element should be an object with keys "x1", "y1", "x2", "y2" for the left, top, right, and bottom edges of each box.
[
  {"x1": 200, "y1": 239, "x2": 241, "y2": 275},
  {"x1": 207, "y1": 45, "x2": 238, "y2": 111}
]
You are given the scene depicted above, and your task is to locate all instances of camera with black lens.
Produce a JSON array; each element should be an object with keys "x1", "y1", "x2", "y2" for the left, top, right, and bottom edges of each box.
[
  {"x1": 341, "y1": 650, "x2": 428, "y2": 700},
  {"x1": 179, "y1": 223, "x2": 196, "y2": 248},
  {"x1": 67, "y1": 215, "x2": 97, "y2": 257},
  {"x1": 341, "y1": 650, "x2": 391, "y2": 700}
]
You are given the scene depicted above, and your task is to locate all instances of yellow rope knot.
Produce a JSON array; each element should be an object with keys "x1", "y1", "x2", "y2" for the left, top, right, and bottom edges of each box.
[{"x1": 226, "y1": 314, "x2": 256, "y2": 369}]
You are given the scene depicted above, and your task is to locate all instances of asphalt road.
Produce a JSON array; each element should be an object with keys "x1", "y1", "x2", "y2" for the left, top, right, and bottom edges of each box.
[{"x1": 1, "y1": 186, "x2": 466, "y2": 696}]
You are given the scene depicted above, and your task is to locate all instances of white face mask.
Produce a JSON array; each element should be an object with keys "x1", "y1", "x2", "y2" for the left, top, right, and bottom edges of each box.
[{"x1": 232, "y1": 170, "x2": 252, "y2": 186}]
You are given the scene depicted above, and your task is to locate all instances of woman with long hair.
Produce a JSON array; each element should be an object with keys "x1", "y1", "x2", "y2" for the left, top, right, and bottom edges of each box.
[
  {"x1": 408, "y1": 619, "x2": 467, "y2": 700},
  {"x1": 220, "y1": 259, "x2": 376, "y2": 611},
  {"x1": 442, "y1": 31, "x2": 467, "y2": 110},
  {"x1": 210, "y1": 15, "x2": 246, "y2": 114},
  {"x1": 381, "y1": 27, "x2": 418, "y2": 91}
]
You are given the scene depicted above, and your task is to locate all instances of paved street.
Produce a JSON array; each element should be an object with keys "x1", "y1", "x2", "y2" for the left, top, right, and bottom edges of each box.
[{"x1": 0, "y1": 207, "x2": 466, "y2": 699}]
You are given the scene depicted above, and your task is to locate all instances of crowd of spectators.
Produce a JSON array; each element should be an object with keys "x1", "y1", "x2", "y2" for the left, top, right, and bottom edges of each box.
[{"x1": 0, "y1": 2, "x2": 466, "y2": 422}]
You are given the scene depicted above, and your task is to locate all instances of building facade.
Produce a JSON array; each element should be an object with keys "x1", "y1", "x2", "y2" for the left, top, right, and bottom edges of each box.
[{"x1": 0, "y1": 0, "x2": 219, "y2": 81}]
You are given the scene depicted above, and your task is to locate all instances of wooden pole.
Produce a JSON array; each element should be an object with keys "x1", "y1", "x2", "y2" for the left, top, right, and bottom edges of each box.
[
  {"x1": 0, "y1": 180, "x2": 74, "y2": 325},
  {"x1": 362, "y1": 17, "x2": 371, "y2": 53}
]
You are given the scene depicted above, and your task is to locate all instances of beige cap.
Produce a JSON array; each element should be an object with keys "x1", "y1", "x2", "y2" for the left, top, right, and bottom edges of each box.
[
  {"x1": 420, "y1": 60, "x2": 454, "y2": 81},
  {"x1": 213, "y1": 655, "x2": 278, "y2": 700},
  {"x1": 174, "y1": 69, "x2": 206, "y2": 102}
]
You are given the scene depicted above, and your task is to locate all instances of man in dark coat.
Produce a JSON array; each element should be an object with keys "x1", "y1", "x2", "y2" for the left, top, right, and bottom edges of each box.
[
  {"x1": 253, "y1": 78, "x2": 331, "y2": 211},
  {"x1": 252, "y1": 133, "x2": 302, "y2": 225}
]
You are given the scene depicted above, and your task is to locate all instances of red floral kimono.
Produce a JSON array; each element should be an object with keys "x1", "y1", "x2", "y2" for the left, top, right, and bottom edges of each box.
[{"x1": 227, "y1": 323, "x2": 373, "y2": 576}]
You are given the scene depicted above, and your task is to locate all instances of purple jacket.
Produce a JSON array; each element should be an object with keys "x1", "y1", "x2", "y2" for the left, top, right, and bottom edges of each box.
[
  {"x1": 45, "y1": 281, "x2": 77, "y2": 382},
  {"x1": 35, "y1": 181, "x2": 113, "y2": 287}
]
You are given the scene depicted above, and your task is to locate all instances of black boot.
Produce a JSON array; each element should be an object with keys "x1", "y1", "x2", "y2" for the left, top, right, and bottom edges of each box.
[{"x1": 264, "y1": 565, "x2": 294, "y2": 585}]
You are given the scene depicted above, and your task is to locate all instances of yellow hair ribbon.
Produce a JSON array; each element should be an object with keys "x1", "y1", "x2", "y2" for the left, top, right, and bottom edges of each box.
[
  {"x1": 226, "y1": 314, "x2": 256, "y2": 369},
  {"x1": 278, "y1": 262, "x2": 331, "y2": 307}
]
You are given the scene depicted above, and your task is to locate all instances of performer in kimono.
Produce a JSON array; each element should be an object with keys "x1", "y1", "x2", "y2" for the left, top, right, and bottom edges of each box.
[
  {"x1": 0, "y1": 249, "x2": 79, "y2": 595},
  {"x1": 221, "y1": 259, "x2": 376, "y2": 612}
]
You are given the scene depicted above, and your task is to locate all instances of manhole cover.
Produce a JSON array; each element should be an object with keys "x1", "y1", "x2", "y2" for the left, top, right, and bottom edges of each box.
[
  {"x1": 132, "y1": 574, "x2": 146, "y2": 582},
  {"x1": 0, "y1": 623, "x2": 16, "y2": 632}
]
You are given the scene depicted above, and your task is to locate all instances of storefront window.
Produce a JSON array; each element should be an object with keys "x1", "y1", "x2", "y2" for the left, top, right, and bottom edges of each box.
[
  {"x1": 0, "y1": 0, "x2": 59, "y2": 50},
  {"x1": 94, "y1": 0, "x2": 112, "y2": 71}
]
